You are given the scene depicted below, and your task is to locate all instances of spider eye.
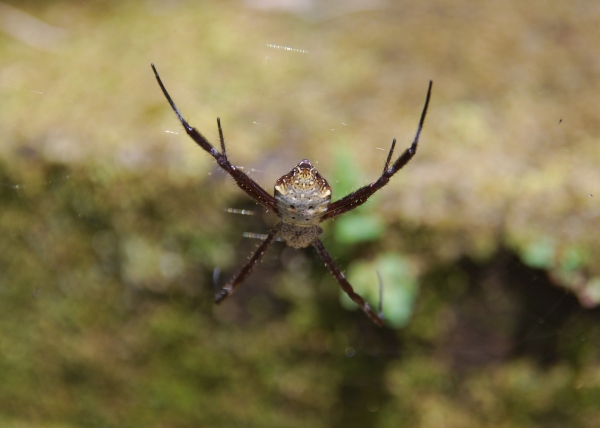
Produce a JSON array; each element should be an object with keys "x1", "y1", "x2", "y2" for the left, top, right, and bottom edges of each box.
[
  {"x1": 308, "y1": 206, "x2": 314, "y2": 209},
  {"x1": 289, "y1": 205, "x2": 295, "y2": 209}
]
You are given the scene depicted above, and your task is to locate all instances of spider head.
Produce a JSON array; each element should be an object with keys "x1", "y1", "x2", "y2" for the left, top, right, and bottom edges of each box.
[{"x1": 274, "y1": 159, "x2": 332, "y2": 226}]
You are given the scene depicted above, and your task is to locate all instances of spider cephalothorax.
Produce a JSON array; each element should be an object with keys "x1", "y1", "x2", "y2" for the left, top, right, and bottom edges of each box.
[{"x1": 151, "y1": 63, "x2": 432, "y2": 326}]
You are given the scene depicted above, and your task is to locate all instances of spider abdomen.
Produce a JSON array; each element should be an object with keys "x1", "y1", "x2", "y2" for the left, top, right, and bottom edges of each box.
[{"x1": 274, "y1": 159, "x2": 332, "y2": 227}]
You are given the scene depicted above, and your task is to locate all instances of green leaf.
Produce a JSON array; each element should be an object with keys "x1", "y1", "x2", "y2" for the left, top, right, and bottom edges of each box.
[
  {"x1": 521, "y1": 238, "x2": 556, "y2": 269},
  {"x1": 342, "y1": 253, "x2": 419, "y2": 328},
  {"x1": 333, "y1": 213, "x2": 385, "y2": 244}
]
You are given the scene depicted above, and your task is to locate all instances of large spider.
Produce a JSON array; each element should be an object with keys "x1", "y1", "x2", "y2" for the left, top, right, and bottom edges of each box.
[{"x1": 151, "y1": 64, "x2": 432, "y2": 326}]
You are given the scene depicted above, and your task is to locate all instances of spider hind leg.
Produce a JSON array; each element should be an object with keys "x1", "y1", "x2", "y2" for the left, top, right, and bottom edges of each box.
[
  {"x1": 312, "y1": 239, "x2": 385, "y2": 326},
  {"x1": 214, "y1": 223, "x2": 282, "y2": 304}
]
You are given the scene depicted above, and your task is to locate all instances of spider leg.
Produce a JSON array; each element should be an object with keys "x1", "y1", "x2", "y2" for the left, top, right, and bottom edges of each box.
[
  {"x1": 322, "y1": 81, "x2": 432, "y2": 221},
  {"x1": 312, "y1": 239, "x2": 384, "y2": 326},
  {"x1": 217, "y1": 117, "x2": 227, "y2": 156},
  {"x1": 376, "y1": 270, "x2": 384, "y2": 316},
  {"x1": 151, "y1": 64, "x2": 279, "y2": 214},
  {"x1": 382, "y1": 138, "x2": 397, "y2": 174},
  {"x1": 214, "y1": 223, "x2": 282, "y2": 304}
]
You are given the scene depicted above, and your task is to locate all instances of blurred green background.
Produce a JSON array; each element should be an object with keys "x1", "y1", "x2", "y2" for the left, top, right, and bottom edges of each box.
[{"x1": 1, "y1": 0, "x2": 600, "y2": 427}]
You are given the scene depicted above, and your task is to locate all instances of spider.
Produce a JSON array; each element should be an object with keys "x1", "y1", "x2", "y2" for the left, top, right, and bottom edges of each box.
[{"x1": 151, "y1": 64, "x2": 432, "y2": 326}]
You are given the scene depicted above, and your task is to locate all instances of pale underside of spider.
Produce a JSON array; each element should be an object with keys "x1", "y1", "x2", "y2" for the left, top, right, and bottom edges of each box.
[{"x1": 151, "y1": 63, "x2": 432, "y2": 326}]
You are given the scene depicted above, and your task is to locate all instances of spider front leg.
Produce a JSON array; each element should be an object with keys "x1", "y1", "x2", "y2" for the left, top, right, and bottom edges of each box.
[
  {"x1": 215, "y1": 223, "x2": 282, "y2": 304},
  {"x1": 151, "y1": 63, "x2": 279, "y2": 214},
  {"x1": 312, "y1": 239, "x2": 384, "y2": 326},
  {"x1": 322, "y1": 80, "x2": 432, "y2": 221}
]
